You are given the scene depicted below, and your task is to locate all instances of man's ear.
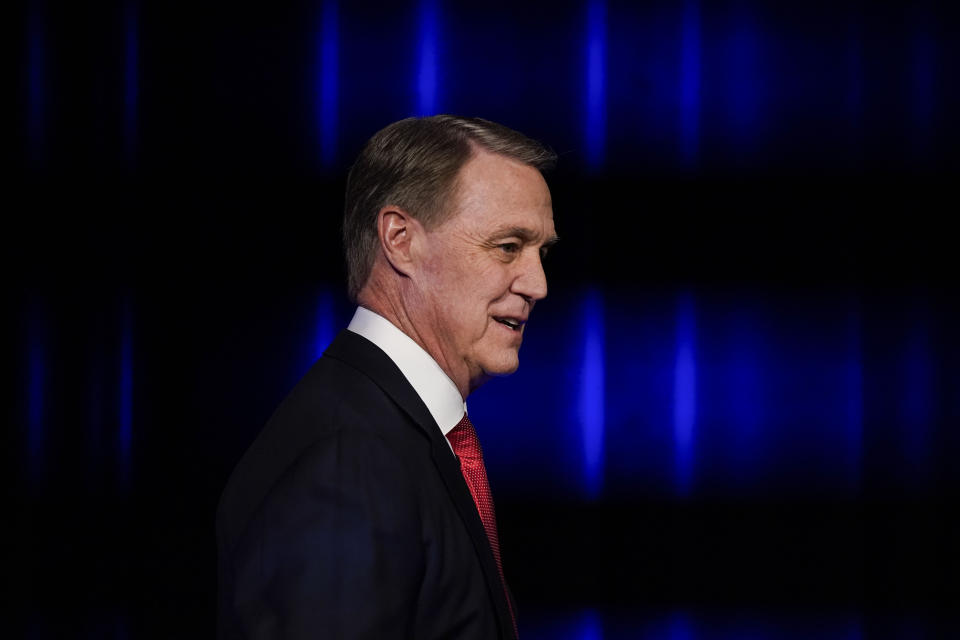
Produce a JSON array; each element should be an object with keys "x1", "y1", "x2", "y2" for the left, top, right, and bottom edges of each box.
[{"x1": 377, "y1": 205, "x2": 423, "y2": 277}]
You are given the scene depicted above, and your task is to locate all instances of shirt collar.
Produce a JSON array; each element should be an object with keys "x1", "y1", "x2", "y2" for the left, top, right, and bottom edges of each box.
[{"x1": 347, "y1": 306, "x2": 467, "y2": 436}]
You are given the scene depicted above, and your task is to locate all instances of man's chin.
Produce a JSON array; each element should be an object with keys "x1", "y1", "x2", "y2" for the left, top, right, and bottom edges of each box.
[{"x1": 482, "y1": 356, "x2": 520, "y2": 378}]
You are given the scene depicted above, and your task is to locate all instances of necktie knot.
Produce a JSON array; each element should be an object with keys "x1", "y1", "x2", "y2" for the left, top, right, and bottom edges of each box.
[{"x1": 447, "y1": 414, "x2": 482, "y2": 462}]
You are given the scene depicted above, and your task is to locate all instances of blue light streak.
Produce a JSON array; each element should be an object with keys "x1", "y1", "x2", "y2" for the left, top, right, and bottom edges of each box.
[
  {"x1": 726, "y1": 317, "x2": 763, "y2": 485},
  {"x1": 576, "y1": 609, "x2": 602, "y2": 640},
  {"x1": 668, "y1": 611, "x2": 694, "y2": 640},
  {"x1": 317, "y1": 0, "x2": 339, "y2": 168},
  {"x1": 673, "y1": 293, "x2": 696, "y2": 497},
  {"x1": 118, "y1": 300, "x2": 134, "y2": 491},
  {"x1": 584, "y1": 0, "x2": 606, "y2": 169},
  {"x1": 416, "y1": 0, "x2": 439, "y2": 116},
  {"x1": 723, "y1": 8, "x2": 760, "y2": 147},
  {"x1": 679, "y1": 0, "x2": 701, "y2": 167},
  {"x1": 315, "y1": 288, "x2": 336, "y2": 361},
  {"x1": 578, "y1": 290, "x2": 605, "y2": 499},
  {"x1": 123, "y1": 1, "x2": 139, "y2": 165},
  {"x1": 27, "y1": 1, "x2": 46, "y2": 167}
]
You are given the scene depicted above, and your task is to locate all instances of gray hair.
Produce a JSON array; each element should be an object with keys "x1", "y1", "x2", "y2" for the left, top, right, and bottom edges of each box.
[{"x1": 342, "y1": 115, "x2": 556, "y2": 301}]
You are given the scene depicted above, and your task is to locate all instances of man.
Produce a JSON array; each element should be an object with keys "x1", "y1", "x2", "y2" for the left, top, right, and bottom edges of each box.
[{"x1": 217, "y1": 115, "x2": 557, "y2": 639}]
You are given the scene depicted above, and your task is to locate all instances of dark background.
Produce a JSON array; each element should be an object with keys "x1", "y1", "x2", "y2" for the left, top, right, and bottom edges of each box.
[{"x1": 8, "y1": 0, "x2": 959, "y2": 638}]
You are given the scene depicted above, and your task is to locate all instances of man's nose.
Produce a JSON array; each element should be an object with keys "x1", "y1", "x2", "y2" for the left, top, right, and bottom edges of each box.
[{"x1": 512, "y1": 250, "x2": 548, "y2": 302}]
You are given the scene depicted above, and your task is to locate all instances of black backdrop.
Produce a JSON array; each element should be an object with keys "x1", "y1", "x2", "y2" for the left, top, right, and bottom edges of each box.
[{"x1": 9, "y1": 1, "x2": 959, "y2": 638}]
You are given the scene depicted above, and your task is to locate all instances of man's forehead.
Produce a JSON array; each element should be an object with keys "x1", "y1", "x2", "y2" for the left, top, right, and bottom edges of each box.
[
  {"x1": 456, "y1": 151, "x2": 549, "y2": 198},
  {"x1": 487, "y1": 221, "x2": 557, "y2": 241}
]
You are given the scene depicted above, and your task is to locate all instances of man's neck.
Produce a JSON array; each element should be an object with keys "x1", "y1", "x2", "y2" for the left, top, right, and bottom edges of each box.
[{"x1": 357, "y1": 288, "x2": 473, "y2": 400}]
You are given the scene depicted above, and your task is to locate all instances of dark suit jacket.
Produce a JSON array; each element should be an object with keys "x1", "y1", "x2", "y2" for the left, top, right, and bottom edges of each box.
[{"x1": 217, "y1": 329, "x2": 517, "y2": 639}]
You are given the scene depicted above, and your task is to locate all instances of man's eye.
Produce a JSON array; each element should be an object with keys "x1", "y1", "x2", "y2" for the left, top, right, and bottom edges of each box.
[{"x1": 498, "y1": 243, "x2": 520, "y2": 254}]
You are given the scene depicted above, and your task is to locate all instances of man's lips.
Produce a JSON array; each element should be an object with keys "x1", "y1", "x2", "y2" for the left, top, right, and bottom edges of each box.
[{"x1": 493, "y1": 316, "x2": 527, "y2": 331}]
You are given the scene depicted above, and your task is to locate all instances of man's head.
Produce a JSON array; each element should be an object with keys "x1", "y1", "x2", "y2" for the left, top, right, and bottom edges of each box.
[{"x1": 343, "y1": 115, "x2": 557, "y2": 397}]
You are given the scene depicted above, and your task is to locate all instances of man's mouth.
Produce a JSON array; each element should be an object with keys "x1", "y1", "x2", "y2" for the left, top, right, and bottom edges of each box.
[{"x1": 494, "y1": 317, "x2": 525, "y2": 331}]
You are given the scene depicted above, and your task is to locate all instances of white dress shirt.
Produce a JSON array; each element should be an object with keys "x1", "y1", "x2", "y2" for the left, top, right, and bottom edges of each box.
[{"x1": 347, "y1": 306, "x2": 466, "y2": 450}]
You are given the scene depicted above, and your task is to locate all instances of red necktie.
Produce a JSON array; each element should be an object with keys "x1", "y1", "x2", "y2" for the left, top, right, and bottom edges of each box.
[{"x1": 447, "y1": 414, "x2": 518, "y2": 638}]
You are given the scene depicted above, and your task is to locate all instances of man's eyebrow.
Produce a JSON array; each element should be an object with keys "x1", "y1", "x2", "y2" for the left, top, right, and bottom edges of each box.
[{"x1": 491, "y1": 226, "x2": 560, "y2": 246}]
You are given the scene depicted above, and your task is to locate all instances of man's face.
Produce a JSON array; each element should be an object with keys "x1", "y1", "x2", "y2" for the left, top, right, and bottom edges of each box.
[{"x1": 413, "y1": 148, "x2": 556, "y2": 394}]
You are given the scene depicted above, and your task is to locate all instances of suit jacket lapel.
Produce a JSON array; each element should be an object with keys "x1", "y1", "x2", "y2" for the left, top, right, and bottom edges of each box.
[{"x1": 324, "y1": 330, "x2": 516, "y2": 639}]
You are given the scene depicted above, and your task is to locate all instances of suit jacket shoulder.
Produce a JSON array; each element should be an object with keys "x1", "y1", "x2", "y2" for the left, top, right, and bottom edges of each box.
[{"x1": 217, "y1": 330, "x2": 516, "y2": 639}]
